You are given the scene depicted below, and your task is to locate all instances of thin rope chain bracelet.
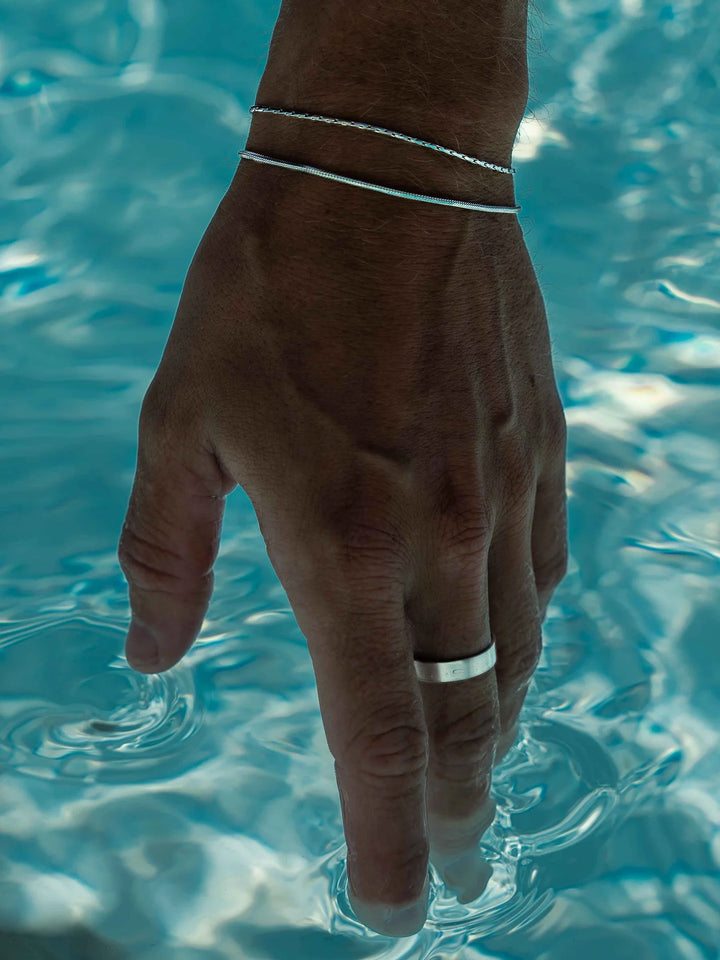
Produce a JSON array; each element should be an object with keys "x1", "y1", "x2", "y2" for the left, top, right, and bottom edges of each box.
[
  {"x1": 250, "y1": 105, "x2": 516, "y2": 176},
  {"x1": 237, "y1": 150, "x2": 521, "y2": 214}
]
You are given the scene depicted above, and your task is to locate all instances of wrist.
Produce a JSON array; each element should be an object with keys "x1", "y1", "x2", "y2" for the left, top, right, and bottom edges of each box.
[
  {"x1": 255, "y1": 0, "x2": 529, "y2": 144},
  {"x1": 238, "y1": 1, "x2": 528, "y2": 216},
  {"x1": 240, "y1": 108, "x2": 520, "y2": 220}
]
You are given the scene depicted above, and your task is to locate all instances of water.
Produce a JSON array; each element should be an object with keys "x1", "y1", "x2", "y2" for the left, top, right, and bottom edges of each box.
[{"x1": 1, "y1": 0, "x2": 719, "y2": 956}]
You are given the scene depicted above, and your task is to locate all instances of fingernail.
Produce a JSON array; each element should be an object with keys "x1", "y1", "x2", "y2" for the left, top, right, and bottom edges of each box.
[
  {"x1": 440, "y1": 849, "x2": 492, "y2": 903},
  {"x1": 126, "y1": 618, "x2": 160, "y2": 670},
  {"x1": 348, "y1": 874, "x2": 430, "y2": 937}
]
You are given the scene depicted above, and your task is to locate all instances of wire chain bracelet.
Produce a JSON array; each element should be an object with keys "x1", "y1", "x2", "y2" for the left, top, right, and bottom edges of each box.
[
  {"x1": 239, "y1": 104, "x2": 521, "y2": 215},
  {"x1": 249, "y1": 105, "x2": 517, "y2": 176}
]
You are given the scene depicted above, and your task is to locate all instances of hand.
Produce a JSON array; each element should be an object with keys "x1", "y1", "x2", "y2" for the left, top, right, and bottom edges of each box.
[{"x1": 117, "y1": 156, "x2": 568, "y2": 937}]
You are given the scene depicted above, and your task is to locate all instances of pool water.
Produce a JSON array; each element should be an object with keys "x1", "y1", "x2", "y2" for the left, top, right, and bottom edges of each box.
[{"x1": 1, "y1": 0, "x2": 719, "y2": 957}]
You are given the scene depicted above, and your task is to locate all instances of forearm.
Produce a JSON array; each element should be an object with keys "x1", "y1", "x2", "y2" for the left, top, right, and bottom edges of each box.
[
  {"x1": 242, "y1": 0, "x2": 529, "y2": 212},
  {"x1": 257, "y1": 0, "x2": 528, "y2": 135}
]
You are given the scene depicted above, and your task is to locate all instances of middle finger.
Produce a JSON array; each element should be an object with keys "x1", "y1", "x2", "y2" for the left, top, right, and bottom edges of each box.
[{"x1": 406, "y1": 539, "x2": 501, "y2": 903}]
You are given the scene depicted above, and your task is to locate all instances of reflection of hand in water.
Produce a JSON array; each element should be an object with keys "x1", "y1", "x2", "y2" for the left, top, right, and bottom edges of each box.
[{"x1": 118, "y1": 0, "x2": 567, "y2": 936}]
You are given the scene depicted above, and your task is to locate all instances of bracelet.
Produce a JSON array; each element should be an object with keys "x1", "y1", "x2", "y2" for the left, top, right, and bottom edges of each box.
[
  {"x1": 238, "y1": 150, "x2": 520, "y2": 215},
  {"x1": 249, "y1": 105, "x2": 516, "y2": 177}
]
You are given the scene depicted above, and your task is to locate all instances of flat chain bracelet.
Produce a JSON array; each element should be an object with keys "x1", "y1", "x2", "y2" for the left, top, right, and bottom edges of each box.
[{"x1": 238, "y1": 150, "x2": 521, "y2": 214}]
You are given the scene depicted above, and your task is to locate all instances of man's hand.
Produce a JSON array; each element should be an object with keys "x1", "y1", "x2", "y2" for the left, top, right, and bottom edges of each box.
[
  {"x1": 118, "y1": 0, "x2": 566, "y2": 937},
  {"x1": 117, "y1": 151, "x2": 567, "y2": 935}
]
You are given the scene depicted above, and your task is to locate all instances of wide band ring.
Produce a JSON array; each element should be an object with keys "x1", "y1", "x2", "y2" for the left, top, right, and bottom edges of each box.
[{"x1": 413, "y1": 641, "x2": 496, "y2": 683}]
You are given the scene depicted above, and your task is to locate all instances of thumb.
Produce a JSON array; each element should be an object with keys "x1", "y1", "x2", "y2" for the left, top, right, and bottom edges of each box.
[{"x1": 118, "y1": 387, "x2": 235, "y2": 673}]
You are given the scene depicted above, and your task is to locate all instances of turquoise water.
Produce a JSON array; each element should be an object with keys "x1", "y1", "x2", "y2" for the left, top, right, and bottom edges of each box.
[{"x1": 1, "y1": 0, "x2": 719, "y2": 956}]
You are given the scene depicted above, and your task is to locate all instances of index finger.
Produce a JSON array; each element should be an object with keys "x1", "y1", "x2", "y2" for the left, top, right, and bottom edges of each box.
[{"x1": 278, "y1": 558, "x2": 431, "y2": 938}]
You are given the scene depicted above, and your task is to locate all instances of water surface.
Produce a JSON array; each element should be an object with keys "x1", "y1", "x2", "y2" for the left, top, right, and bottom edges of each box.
[{"x1": 0, "y1": 0, "x2": 718, "y2": 957}]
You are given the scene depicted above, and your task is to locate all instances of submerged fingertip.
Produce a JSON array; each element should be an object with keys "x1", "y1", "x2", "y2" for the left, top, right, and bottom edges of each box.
[
  {"x1": 440, "y1": 849, "x2": 493, "y2": 903},
  {"x1": 347, "y1": 874, "x2": 430, "y2": 937}
]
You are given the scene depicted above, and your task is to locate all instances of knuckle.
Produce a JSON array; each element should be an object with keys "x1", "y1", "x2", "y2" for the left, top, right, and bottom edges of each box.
[
  {"x1": 430, "y1": 703, "x2": 500, "y2": 783},
  {"x1": 343, "y1": 516, "x2": 408, "y2": 566},
  {"x1": 432, "y1": 476, "x2": 494, "y2": 567},
  {"x1": 138, "y1": 377, "x2": 198, "y2": 448},
  {"x1": 498, "y1": 433, "x2": 537, "y2": 513},
  {"x1": 424, "y1": 532, "x2": 492, "y2": 601},
  {"x1": 118, "y1": 524, "x2": 187, "y2": 594},
  {"x1": 443, "y1": 508, "x2": 493, "y2": 556},
  {"x1": 497, "y1": 633, "x2": 543, "y2": 690},
  {"x1": 535, "y1": 546, "x2": 568, "y2": 594},
  {"x1": 342, "y1": 704, "x2": 429, "y2": 791},
  {"x1": 543, "y1": 397, "x2": 567, "y2": 453},
  {"x1": 316, "y1": 482, "x2": 410, "y2": 578}
]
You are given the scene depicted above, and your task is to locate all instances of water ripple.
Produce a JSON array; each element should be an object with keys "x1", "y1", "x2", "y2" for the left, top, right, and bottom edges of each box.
[
  {"x1": 0, "y1": 617, "x2": 205, "y2": 783},
  {"x1": 0, "y1": 0, "x2": 719, "y2": 955}
]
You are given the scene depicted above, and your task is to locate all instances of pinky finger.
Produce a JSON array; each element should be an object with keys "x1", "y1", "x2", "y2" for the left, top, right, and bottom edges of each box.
[{"x1": 530, "y1": 460, "x2": 568, "y2": 620}]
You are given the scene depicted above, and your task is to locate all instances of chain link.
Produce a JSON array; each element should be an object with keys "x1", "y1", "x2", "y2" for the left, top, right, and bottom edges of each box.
[{"x1": 249, "y1": 106, "x2": 516, "y2": 176}]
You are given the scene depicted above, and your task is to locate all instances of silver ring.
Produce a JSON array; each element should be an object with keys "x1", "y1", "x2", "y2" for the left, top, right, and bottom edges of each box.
[{"x1": 414, "y1": 641, "x2": 496, "y2": 683}]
